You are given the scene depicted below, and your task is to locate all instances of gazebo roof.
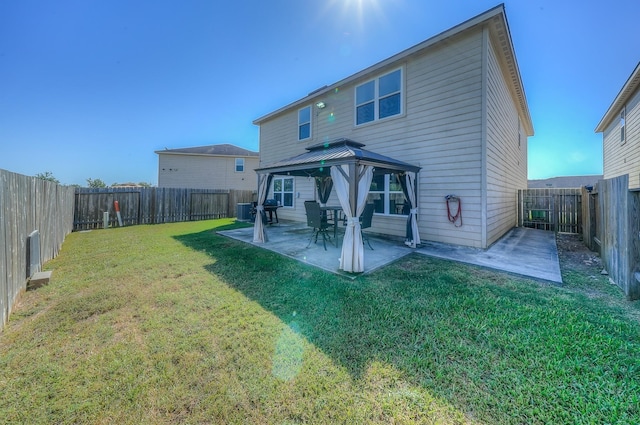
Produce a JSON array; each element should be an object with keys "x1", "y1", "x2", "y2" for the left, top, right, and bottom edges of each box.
[{"x1": 255, "y1": 138, "x2": 421, "y2": 176}]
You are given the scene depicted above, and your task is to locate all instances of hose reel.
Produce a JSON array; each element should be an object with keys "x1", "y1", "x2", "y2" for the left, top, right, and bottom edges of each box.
[{"x1": 445, "y1": 195, "x2": 462, "y2": 227}]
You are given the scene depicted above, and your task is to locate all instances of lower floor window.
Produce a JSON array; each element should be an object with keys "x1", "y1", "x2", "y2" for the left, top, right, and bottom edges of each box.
[
  {"x1": 273, "y1": 177, "x2": 294, "y2": 207},
  {"x1": 367, "y1": 173, "x2": 408, "y2": 215}
]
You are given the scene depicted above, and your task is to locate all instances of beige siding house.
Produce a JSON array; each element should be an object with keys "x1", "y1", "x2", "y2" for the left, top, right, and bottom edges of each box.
[
  {"x1": 156, "y1": 144, "x2": 259, "y2": 190},
  {"x1": 596, "y1": 62, "x2": 640, "y2": 189},
  {"x1": 254, "y1": 5, "x2": 533, "y2": 249}
]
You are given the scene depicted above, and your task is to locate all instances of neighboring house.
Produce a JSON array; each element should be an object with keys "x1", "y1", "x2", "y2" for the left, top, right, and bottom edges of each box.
[
  {"x1": 595, "y1": 62, "x2": 640, "y2": 189},
  {"x1": 156, "y1": 144, "x2": 259, "y2": 191},
  {"x1": 112, "y1": 183, "x2": 149, "y2": 188},
  {"x1": 528, "y1": 175, "x2": 602, "y2": 189},
  {"x1": 253, "y1": 5, "x2": 533, "y2": 249}
]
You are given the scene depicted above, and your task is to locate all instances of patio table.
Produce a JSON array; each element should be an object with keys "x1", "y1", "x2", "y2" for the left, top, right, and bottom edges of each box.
[{"x1": 320, "y1": 205, "x2": 343, "y2": 246}]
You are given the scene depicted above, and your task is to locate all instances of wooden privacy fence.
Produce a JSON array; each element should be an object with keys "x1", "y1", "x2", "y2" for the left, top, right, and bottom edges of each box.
[
  {"x1": 518, "y1": 188, "x2": 582, "y2": 233},
  {"x1": 1, "y1": 169, "x2": 75, "y2": 330},
  {"x1": 74, "y1": 187, "x2": 256, "y2": 230},
  {"x1": 582, "y1": 175, "x2": 640, "y2": 300}
]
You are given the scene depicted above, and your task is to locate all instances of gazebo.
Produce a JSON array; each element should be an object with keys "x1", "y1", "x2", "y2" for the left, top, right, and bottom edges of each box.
[{"x1": 252, "y1": 138, "x2": 421, "y2": 273}]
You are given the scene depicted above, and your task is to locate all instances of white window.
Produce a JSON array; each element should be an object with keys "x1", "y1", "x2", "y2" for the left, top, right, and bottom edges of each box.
[
  {"x1": 366, "y1": 173, "x2": 407, "y2": 215},
  {"x1": 355, "y1": 68, "x2": 402, "y2": 125},
  {"x1": 620, "y1": 106, "x2": 626, "y2": 144},
  {"x1": 298, "y1": 106, "x2": 311, "y2": 140},
  {"x1": 273, "y1": 177, "x2": 294, "y2": 207},
  {"x1": 235, "y1": 158, "x2": 244, "y2": 172}
]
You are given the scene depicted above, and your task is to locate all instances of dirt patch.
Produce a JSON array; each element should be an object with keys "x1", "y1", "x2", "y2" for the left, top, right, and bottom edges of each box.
[
  {"x1": 555, "y1": 232, "x2": 628, "y2": 304},
  {"x1": 556, "y1": 233, "x2": 604, "y2": 278}
]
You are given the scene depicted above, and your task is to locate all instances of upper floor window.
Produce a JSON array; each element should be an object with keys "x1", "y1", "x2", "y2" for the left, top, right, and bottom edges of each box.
[
  {"x1": 366, "y1": 173, "x2": 407, "y2": 215},
  {"x1": 298, "y1": 106, "x2": 311, "y2": 140},
  {"x1": 620, "y1": 106, "x2": 626, "y2": 144},
  {"x1": 235, "y1": 158, "x2": 244, "y2": 172},
  {"x1": 273, "y1": 177, "x2": 294, "y2": 207},
  {"x1": 355, "y1": 68, "x2": 403, "y2": 125}
]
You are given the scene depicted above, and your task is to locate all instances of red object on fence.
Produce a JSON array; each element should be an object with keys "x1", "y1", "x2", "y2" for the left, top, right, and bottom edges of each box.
[{"x1": 114, "y1": 201, "x2": 120, "y2": 212}]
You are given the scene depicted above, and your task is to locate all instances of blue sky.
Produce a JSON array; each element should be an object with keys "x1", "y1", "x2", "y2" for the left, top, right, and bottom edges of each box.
[{"x1": 1, "y1": 0, "x2": 638, "y2": 185}]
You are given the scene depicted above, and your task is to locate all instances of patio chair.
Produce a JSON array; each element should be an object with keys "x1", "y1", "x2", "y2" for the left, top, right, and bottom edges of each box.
[
  {"x1": 304, "y1": 201, "x2": 331, "y2": 250},
  {"x1": 360, "y1": 203, "x2": 375, "y2": 250}
]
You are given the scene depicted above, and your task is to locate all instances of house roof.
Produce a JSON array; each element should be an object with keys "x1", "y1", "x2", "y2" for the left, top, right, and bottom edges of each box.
[
  {"x1": 255, "y1": 138, "x2": 421, "y2": 176},
  {"x1": 155, "y1": 144, "x2": 258, "y2": 157},
  {"x1": 528, "y1": 175, "x2": 603, "y2": 189},
  {"x1": 595, "y1": 62, "x2": 640, "y2": 133},
  {"x1": 253, "y1": 4, "x2": 533, "y2": 136}
]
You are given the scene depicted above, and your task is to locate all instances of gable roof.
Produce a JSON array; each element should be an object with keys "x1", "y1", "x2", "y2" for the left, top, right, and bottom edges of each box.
[
  {"x1": 155, "y1": 144, "x2": 258, "y2": 157},
  {"x1": 528, "y1": 175, "x2": 602, "y2": 189},
  {"x1": 255, "y1": 138, "x2": 421, "y2": 176},
  {"x1": 595, "y1": 62, "x2": 640, "y2": 133},
  {"x1": 253, "y1": 4, "x2": 533, "y2": 136}
]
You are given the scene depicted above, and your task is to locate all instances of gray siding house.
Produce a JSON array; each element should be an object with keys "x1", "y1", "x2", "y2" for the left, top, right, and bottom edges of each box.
[
  {"x1": 254, "y1": 5, "x2": 533, "y2": 249},
  {"x1": 596, "y1": 62, "x2": 640, "y2": 189},
  {"x1": 156, "y1": 144, "x2": 259, "y2": 190}
]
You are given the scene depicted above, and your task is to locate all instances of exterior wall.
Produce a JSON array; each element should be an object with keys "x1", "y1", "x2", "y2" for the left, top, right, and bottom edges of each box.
[
  {"x1": 157, "y1": 154, "x2": 259, "y2": 190},
  {"x1": 603, "y1": 87, "x2": 640, "y2": 189},
  {"x1": 259, "y1": 29, "x2": 486, "y2": 247},
  {"x1": 484, "y1": 29, "x2": 528, "y2": 246}
]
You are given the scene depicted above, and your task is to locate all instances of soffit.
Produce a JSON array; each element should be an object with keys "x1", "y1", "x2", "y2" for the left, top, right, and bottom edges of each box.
[{"x1": 595, "y1": 62, "x2": 640, "y2": 133}]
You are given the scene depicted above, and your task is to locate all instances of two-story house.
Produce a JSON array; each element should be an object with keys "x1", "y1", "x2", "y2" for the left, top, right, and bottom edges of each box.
[
  {"x1": 253, "y1": 5, "x2": 533, "y2": 256},
  {"x1": 595, "y1": 62, "x2": 640, "y2": 188},
  {"x1": 156, "y1": 144, "x2": 259, "y2": 191}
]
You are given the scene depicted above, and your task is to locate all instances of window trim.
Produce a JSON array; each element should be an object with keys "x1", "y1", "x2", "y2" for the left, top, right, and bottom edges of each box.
[
  {"x1": 234, "y1": 158, "x2": 245, "y2": 172},
  {"x1": 354, "y1": 67, "x2": 404, "y2": 126},
  {"x1": 272, "y1": 177, "x2": 295, "y2": 208},
  {"x1": 298, "y1": 106, "x2": 312, "y2": 141}
]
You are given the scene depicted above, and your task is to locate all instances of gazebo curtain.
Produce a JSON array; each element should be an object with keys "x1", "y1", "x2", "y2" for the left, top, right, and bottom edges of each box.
[
  {"x1": 399, "y1": 171, "x2": 421, "y2": 248},
  {"x1": 330, "y1": 164, "x2": 374, "y2": 273},
  {"x1": 315, "y1": 176, "x2": 333, "y2": 205},
  {"x1": 252, "y1": 173, "x2": 273, "y2": 243}
]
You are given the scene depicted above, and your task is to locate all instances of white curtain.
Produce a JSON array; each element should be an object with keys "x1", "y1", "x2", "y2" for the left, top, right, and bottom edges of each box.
[
  {"x1": 330, "y1": 164, "x2": 374, "y2": 273},
  {"x1": 404, "y1": 171, "x2": 421, "y2": 248},
  {"x1": 252, "y1": 173, "x2": 271, "y2": 243}
]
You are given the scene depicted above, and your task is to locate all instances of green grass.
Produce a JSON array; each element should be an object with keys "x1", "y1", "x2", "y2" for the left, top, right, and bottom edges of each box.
[{"x1": 1, "y1": 219, "x2": 639, "y2": 424}]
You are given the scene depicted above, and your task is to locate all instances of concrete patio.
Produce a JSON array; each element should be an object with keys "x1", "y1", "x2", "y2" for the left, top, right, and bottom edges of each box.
[{"x1": 218, "y1": 222, "x2": 562, "y2": 283}]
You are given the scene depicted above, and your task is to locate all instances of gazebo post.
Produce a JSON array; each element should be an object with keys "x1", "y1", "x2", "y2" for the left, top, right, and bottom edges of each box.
[{"x1": 348, "y1": 162, "x2": 358, "y2": 218}]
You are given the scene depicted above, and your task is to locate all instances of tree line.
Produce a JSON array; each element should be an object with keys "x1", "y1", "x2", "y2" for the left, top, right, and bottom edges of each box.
[{"x1": 35, "y1": 172, "x2": 152, "y2": 188}]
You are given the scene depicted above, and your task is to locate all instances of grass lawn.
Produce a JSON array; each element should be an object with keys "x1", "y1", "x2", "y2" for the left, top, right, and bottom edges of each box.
[{"x1": 1, "y1": 219, "x2": 639, "y2": 424}]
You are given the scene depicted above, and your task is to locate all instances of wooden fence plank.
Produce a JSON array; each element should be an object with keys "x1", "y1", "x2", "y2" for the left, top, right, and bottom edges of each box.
[
  {"x1": 592, "y1": 175, "x2": 640, "y2": 300},
  {"x1": 0, "y1": 171, "x2": 8, "y2": 327},
  {"x1": 73, "y1": 187, "x2": 257, "y2": 230},
  {"x1": 581, "y1": 186, "x2": 597, "y2": 251},
  {"x1": 0, "y1": 170, "x2": 75, "y2": 330},
  {"x1": 519, "y1": 188, "x2": 582, "y2": 233}
]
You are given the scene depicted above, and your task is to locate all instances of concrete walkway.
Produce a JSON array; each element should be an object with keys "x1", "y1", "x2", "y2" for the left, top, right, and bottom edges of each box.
[
  {"x1": 219, "y1": 223, "x2": 562, "y2": 283},
  {"x1": 416, "y1": 227, "x2": 562, "y2": 283}
]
